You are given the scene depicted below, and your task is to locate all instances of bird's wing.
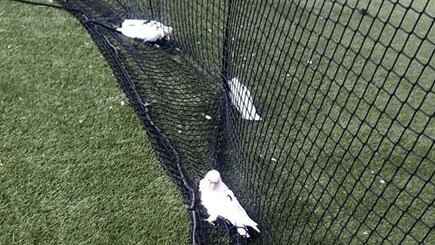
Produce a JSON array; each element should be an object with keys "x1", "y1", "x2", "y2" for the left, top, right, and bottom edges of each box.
[
  {"x1": 121, "y1": 19, "x2": 147, "y2": 27},
  {"x1": 117, "y1": 25, "x2": 163, "y2": 41},
  {"x1": 228, "y1": 78, "x2": 262, "y2": 121},
  {"x1": 218, "y1": 184, "x2": 260, "y2": 233},
  {"x1": 199, "y1": 178, "x2": 209, "y2": 195},
  {"x1": 118, "y1": 19, "x2": 171, "y2": 41}
]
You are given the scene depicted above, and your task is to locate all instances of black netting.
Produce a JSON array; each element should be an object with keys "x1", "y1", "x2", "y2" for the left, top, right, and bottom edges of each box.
[{"x1": 18, "y1": 0, "x2": 435, "y2": 244}]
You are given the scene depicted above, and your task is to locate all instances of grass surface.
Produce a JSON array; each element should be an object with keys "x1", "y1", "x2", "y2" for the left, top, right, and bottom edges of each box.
[{"x1": 0, "y1": 2, "x2": 189, "y2": 244}]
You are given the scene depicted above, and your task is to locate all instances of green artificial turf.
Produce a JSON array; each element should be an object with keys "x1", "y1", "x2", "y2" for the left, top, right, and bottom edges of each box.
[
  {"x1": 1, "y1": 0, "x2": 432, "y2": 245},
  {"x1": 0, "y1": 2, "x2": 189, "y2": 244}
]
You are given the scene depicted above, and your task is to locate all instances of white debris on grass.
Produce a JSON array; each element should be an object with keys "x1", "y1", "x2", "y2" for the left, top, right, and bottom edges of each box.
[
  {"x1": 271, "y1": 157, "x2": 277, "y2": 162},
  {"x1": 120, "y1": 101, "x2": 125, "y2": 106},
  {"x1": 380, "y1": 179, "x2": 386, "y2": 184}
]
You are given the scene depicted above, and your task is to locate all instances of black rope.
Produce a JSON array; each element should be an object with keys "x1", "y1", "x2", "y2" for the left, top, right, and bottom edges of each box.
[
  {"x1": 10, "y1": 0, "x2": 82, "y2": 13},
  {"x1": 10, "y1": 0, "x2": 120, "y2": 33},
  {"x1": 219, "y1": 0, "x2": 233, "y2": 92}
]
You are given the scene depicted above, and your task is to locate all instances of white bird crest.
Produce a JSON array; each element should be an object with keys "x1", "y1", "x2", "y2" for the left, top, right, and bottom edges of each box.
[
  {"x1": 199, "y1": 170, "x2": 260, "y2": 238},
  {"x1": 228, "y1": 78, "x2": 262, "y2": 121},
  {"x1": 117, "y1": 19, "x2": 172, "y2": 42}
]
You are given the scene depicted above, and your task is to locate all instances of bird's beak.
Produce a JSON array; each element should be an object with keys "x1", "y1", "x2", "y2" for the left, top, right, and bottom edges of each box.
[
  {"x1": 209, "y1": 181, "x2": 217, "y2": 189},
  {"x1": 164, "y1": 27, "x2": 173, "y2": 36}
]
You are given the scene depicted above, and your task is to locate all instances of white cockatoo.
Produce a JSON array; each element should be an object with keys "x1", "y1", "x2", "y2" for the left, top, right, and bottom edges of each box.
[
  {"x1": 199, "y1": 170, "x2": 260, "y2": 238},
  {"x1": 228, "y1": 78, "x2": 262, "y2": 121},
  {"x1": 116, "y1": 19, "x2": 172, "y2": 42}
]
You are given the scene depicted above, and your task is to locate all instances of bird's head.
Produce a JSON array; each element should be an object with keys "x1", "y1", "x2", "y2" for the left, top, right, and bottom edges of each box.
[
  {"x1": 163, "y1": 26, "x2": 173, "y2": 36},
  {"x1": 204, "y1": 170, "x2": 222, "y2": 189},
  {"x1": 162, "y1": 26, "x2": 173, "y2": 41}
]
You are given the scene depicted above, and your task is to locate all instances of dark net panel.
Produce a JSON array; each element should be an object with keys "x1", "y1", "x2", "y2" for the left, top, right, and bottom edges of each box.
[
  {"x1": 56, "y1": 0, "x2": 243, "y2": 244},
  {"x1": 50, "y1": 0, "x2": 433, "y2": 244},
  {"x1": 221, "y1": 0, "x2": 434, "y2": 244}
]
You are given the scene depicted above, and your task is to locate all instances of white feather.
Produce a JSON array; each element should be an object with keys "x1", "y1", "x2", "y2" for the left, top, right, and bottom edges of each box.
[
  {"x1": 116, "y1": 19, "x2": 172, "y2": 42},
  {"x1": 120, "y1": 19, "x2": 150, "y2": 27},
  {"x1": 199, "y1": 170, "x2": 260, "y2": 238},
  {"x1": 228, "y1": 78, "x2": 262, "y2": 120}
]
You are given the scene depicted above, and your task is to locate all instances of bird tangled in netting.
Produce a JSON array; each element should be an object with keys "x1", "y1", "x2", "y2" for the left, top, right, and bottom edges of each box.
[{"x1": 12, "y1": 0, "x2": 435, "y2": 244}]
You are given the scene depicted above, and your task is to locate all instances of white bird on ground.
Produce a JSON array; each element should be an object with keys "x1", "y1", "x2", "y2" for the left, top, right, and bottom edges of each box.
[
  {"x1": 199, "y1": 170, "x2": 260, "y2": 238},
  {"x1": 116, "y1": 19, "x2": 172, "y2": 42},
  {"x1": 228, "y1": 78, "x2": 262, "y2": 121}
]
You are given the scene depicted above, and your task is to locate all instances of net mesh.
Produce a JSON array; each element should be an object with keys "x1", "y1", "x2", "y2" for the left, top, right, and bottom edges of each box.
[{"x1": 29, "y1": 0, "x2": 435, "y2": 244}]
